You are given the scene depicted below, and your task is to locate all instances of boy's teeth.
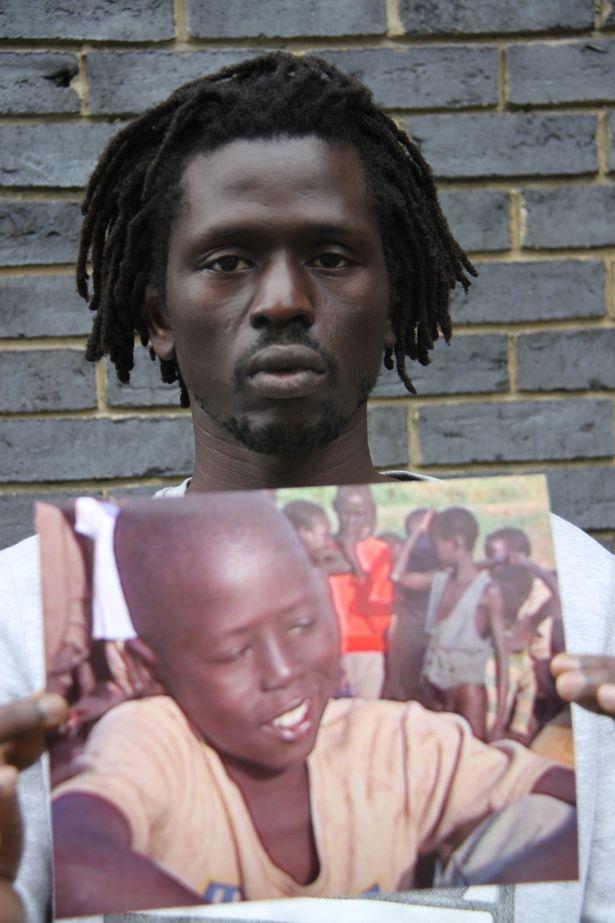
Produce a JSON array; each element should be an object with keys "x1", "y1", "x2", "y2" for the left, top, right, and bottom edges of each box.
[{"x1": 273, "y1": 699, "x2": 308, "y2": 728}]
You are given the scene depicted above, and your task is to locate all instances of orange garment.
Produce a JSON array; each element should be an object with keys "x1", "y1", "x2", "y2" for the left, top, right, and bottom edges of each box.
[
  {"x1": 328, "y1": 537, "x2": 394, "y2": 653},
  {"x1": 52, "y1": 695, "x2": 559, "y2": 903}
]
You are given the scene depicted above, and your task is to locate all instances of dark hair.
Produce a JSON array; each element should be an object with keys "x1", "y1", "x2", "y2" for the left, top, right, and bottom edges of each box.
[
  {"x1": 433, "y1": 506, "x2": 479, "y2": 550},
  {"x1": 283, "y1": 499, "x2": 329, "y2": 531},
  {"x1": 486, "y1": 527, "x2": 532, "y2": 557},
  {"x1": 77, "y1": 51, "x2": 476, "y2": 407}
]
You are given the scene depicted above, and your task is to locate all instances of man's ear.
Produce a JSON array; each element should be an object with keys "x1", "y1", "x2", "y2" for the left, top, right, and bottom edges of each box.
[{"x1": 143, "y1": 284, "x2": 175, "y2": 362}]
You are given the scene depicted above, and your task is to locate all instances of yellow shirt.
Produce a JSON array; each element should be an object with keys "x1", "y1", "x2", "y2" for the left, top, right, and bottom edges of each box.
[{"x1": 53, "y1": 695, "x2": 557, "y2": 903}]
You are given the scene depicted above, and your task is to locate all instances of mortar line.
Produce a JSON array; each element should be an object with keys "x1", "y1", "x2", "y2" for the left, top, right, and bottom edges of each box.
[
  {"x1": 407, "y1": 405, "x2": 422, "y2": 467},
  {"x1": 497, "y1": 45, "x2": 507, "y2": 112},
  {"x1": 94, "y1": 357, "x2": 109, "y2": 412},
  {"x1": 385, "y1": 0, "x2": 405, "y2": 38},
  {"x1": 507, "y1": 334, "x2": 518, "y2": 394},
  {"x1": 173, "y1": 0, "x2": 189, "y2": 47}
]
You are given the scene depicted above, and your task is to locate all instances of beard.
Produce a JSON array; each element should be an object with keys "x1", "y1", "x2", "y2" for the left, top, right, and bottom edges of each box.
[
  {"x1": 190, "y1": 325, "x2": 378, "y2": 456},
  {"x1": 216, "y1": 394, "x2": 368, "y2": 456}
]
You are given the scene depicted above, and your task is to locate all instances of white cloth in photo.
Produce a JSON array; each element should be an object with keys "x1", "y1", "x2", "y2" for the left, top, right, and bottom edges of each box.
[{"x1": 74, "y1": 497, "x2": 137, "y2": 642}]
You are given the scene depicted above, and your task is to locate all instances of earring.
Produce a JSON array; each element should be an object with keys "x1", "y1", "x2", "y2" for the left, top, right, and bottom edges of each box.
[{"x1": 384, "y1": 347, "x2": 394, "y2": 371}]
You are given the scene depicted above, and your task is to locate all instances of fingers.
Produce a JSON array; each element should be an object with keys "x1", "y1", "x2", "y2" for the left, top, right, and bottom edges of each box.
[
  {"x1": 0, "y1": 767, "x2": 21, "y2": 882},
  {"x1": 0, "y1": 694, "x2": 68, "y2": 771},
  {"x1": 0, "y1": 767, "x2": 27, "y2": 923},
  {"x1": 551, "y1": 654, "x2": 615, "y2": 715},
  {"x1": 0, "y1": 694, "x2": 67, "y2": 742}
]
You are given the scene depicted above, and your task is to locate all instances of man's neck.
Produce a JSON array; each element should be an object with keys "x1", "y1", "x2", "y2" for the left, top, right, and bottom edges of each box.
[{"x1": 188, "y1": 405, "x2": 386, "y2": 492}]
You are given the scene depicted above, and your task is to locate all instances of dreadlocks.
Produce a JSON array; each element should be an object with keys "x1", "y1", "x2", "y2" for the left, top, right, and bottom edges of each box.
[{"x1": 77, "y1": 51, "x2": 476, "y2": 408}]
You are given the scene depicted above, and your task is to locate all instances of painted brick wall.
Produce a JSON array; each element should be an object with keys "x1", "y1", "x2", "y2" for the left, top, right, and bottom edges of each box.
[{"x1": 1, "y1": 0, "x2": 614, "y2": 550}]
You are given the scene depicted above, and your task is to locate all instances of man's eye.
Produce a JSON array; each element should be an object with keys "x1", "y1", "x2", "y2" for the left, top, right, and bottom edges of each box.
[
  {"x1": 205, "y1": 255, "x2": 251, "y2": 273},
  {"x1": 309, "y1": 252, "x2": 350, "y2": 270}
]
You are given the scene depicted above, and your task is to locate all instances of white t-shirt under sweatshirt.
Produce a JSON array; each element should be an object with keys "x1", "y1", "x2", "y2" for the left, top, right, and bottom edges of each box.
[{"x1": 1, "y1": 477, "x2": 614, "y2": 923}]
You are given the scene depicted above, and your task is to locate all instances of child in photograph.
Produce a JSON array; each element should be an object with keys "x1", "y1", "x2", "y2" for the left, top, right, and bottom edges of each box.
[
  {"x1": 385, "y1": 508, "x2": 439, "y2": 701},
  {"x1": 485, "y1": 527, "x2": 564, "y2": 724},
  {"x1": 282, "y1": 500, "x2": 348, "y2": 574},
  {"x1": 326, "y1": 486, "x2": 395, "y2": 698},
  {"x1": 418, "y1": 508, "x2": 509, "y2": 740},
  {"x1": 483, "y1": 564, "x2": 537, "y2": 745},
  {"x1": 50, "y1": 495, "x2": 577, "y2": 919}
]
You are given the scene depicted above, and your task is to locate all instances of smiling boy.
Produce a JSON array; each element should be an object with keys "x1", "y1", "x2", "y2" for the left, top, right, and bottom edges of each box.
[{"x1": 51, "y1": 496, "x2": 575, "y2": 918}]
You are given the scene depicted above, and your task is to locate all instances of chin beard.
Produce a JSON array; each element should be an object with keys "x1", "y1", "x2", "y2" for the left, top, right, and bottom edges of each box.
[
  {"x1": 193, "y1": 379, "x2": 374, "y2": 456},
  {"x1": 219, "y1": 407, "x2": 347, "y2": 456}
]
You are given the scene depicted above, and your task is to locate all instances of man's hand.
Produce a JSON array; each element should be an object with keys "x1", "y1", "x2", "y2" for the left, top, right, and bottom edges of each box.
[
  {"x1": 0, "y1": 693, "x2": 68, "y2": 923},
  {"x1": 551, "y1": 654, "x2": 615, "y2": 715}
]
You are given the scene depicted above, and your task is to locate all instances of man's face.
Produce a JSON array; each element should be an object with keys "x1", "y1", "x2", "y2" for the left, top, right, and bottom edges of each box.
[
  {"x1": 334, "y1": 488, "x2": 376, "y2": 540},
  {"x1": 162, "y1": 531, "x2": 340, "y2": 776},
  {"x1": 154, "y1": 135, "x2": 392, "y2": 454}
]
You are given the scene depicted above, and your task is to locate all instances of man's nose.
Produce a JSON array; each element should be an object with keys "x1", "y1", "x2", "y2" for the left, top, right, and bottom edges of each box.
[
  {"x1": 258, "y1": 633, "x2": 299, "y2": 691},
  {"x1": 249, "y1": 255, "x2": 315, "y2": 329}
]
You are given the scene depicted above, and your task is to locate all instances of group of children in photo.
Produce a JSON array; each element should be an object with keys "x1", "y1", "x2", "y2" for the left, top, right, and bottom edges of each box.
[{"x1": 284, "y1": 486, "x2": 566, "y2": 756}]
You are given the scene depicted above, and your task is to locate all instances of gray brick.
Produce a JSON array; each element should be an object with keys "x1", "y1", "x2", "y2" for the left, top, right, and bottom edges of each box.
[
  {"x1": 517, "y1": 329, "x2": 615, "y2": 392},
  {"x1": 523, "y1": 188, "x2": 615, "y2": 249},
  {"x1": 106, "y1": 349, "x2": 181, "y2": 408},
  {"x1": 372, "y1": 334, "x2": 508, "y2": 398},
  {"x1": 546, "y1": 467, "x2": 615, "y2": 531},
  {"x1": 0, "y1": 123, "x2": 117, "y2": 189},
  {"x1": 0, "y1": 349, "x2": 96, "y2": 413},
  {"x1": 318, "y1": 47, "x2": 497, "y2": 109},
  {"x1": 367, "y1": 406, "x2": 409, "y2": 467},
  {"x1": 406, "y1": 113, "x2": 597, "y2": 179},
  {"x1": 0, "y1": 53, "x2": 79, "y2": 115},
  {"x1": 87, "y1": 50, "x2": 258, "y2": 116},
  {"x1": 0, "y1": 0, "x2": 174, "y2": 41},
  {"x1": 509, "y1": 41, "x2": 615, "y2": 106},
  {"x1": 187, "y1": 0, "x2": 386, "y2": 38},
  {"x1": 609, "y1": 113, "x2": 615, "y2": 174},
  {"x1": 418, "y1": 399, "x2": 613, "y2": 465},
  {"x1": 451, "y1": 261, "x2": 605, "y2": 325},
  {"x1": 399, "y1": 0, "x2": 593, "y2": 34},
  {"x1": 0, "y1": 275, "x2": 89, "y2": 337},
  {"x1": 0, "y1": 201, "x2": 81, "y2": 266},
  {"x1": 0, "y1": 417, "x2": 194, "y2": 483},
  {"x1": 438, "y1": 190, "x2": 509, "y2": 252},
  {"x1": 0, "y1": 489, "x2": 104, "y2": 551}
]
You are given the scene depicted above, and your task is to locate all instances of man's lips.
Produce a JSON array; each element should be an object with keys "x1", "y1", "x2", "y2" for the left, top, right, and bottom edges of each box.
[
  {"x1": 245, "y1": 345, "x2": 327, "y2": 377},
  {"x1": 243, "y1": 345, "x2": 327, "y2": 399}
]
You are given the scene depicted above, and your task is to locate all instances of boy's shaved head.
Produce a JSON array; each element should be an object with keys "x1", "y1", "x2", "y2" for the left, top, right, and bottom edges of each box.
[
  {"x1": 112, "y1": 494, "x2": 340, "y2": 774},
  {"x1": 114, "y1": 493, "x2": 307, "y2": 657}
]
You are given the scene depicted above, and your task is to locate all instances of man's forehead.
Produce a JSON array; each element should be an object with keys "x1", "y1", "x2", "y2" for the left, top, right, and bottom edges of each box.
[{"x1": 177, "y1": 135, "x2": 374, "y2": 219}]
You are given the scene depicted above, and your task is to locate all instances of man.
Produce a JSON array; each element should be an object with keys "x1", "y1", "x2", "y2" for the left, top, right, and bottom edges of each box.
[
  {"x1": 52, "y1": 496, "x2": 576, "y2": 917},
  {"x1": 327, "y1": 486, "x2": 395, "y2": 698},
  {"x1": 0, "y1": 51, "x2": 613, "y2": 923}
]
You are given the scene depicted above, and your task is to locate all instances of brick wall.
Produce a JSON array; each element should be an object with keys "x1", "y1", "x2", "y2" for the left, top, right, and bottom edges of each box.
[{"x1": 1, "y1": 0, "x2": 614, "y2": 550}]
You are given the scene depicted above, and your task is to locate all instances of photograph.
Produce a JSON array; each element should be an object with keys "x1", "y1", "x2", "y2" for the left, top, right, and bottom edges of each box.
[{"x1": 38, "y1": 474, "x2": 577, "y2": 919}]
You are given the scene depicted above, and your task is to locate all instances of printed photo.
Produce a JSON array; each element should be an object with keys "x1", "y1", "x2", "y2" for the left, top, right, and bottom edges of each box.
[{"x1": 38, "y1": 475, "x2": 578, "y2": 919}]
